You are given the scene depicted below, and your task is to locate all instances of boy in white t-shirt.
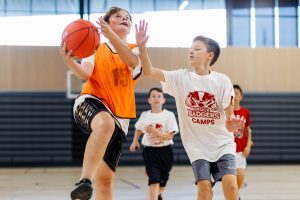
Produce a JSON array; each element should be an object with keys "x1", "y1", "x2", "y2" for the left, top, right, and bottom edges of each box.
[
  {"x1": 135, "y1": 20, "x2": 245, "y2": 200},
  {"x1": 129, "y1": 87, "x2": 179, "y2": 200}
]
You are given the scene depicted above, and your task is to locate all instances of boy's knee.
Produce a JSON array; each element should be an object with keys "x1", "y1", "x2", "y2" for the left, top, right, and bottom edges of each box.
[
  {"x1": 198, "y1": 186, "x2": 212, "y2": 195},
  {"x1": 223, "y1": 181, "x2": 238, "y2": 195},
  {"x1": 227, "y1": 183, "x2": 238, "y2": 193},
  {"x1": 197, "y1": 181, "x2": 212, "y2": 197},
  {"x1": 91, "y1": 113, "x2": 115, "y2": 136}
]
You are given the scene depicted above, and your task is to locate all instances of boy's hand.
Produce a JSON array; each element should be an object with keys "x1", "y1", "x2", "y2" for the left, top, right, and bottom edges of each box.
[
  {"x1": 135, "y1": 20, "x2": 149, "y2": 46},
  {"x1": 243, "y1": 146, "x2": 251, "y2": 157},
  {"x1": 226, "y1": 115, "x2": 245, "y2": 132},
  {"x1": 59, "y1": 42, "x2": 76, "y2": 64},
  {"x1": 97, "y1": 17, "x2": 116, "y2": 40},
  {"x1": 129, "y1": 141, "x2": 140, "y2": 152},
  {"x1": 145, "y1": 125, "x2": 160, "y2": 136}
]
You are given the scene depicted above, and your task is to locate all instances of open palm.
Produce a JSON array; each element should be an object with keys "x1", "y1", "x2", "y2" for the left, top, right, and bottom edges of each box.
[
  {"x1": 135, "y1": 20, "x2": 149, "y2": 46},
  {"x1": 226, "y1": 115, "x2": 245, "y2": 132}
]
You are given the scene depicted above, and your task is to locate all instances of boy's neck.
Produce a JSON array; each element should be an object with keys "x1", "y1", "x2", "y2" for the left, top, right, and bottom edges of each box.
[
  {"x1": 193, "y1": 64, "x2": 211, "y2": 75},
  {"x1": 151, "y1": 107, "x2": 163, "y2": 113},
  {"x1": 234, "y1": 104, "x2": 241, "y2": 111}
]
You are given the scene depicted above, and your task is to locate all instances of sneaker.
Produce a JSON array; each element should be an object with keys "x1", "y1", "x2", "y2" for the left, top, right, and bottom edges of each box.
[
  {"x1": 70, "y1": 178, "x2": 93, "y2": 200},
  {"x1": 158, "y1": 193, "x2": 163, "y2": 200}
]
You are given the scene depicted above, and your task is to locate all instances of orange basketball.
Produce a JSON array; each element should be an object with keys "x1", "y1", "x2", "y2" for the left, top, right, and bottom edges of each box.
[{"x1": 61, "y1": 19, "x2": 100, "y2": 59}]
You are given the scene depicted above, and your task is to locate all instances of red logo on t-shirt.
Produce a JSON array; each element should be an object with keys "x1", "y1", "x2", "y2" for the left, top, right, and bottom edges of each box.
[
  {"x1": 185, "y1": 91, "x2": 220, "y2": 125},
  {"x1": 148, "y1": 123, "x2": 164, "y2": 145}
]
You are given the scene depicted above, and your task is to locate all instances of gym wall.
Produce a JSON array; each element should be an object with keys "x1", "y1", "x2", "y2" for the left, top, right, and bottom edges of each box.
[{"x1": 0, "y1": 46, "x2": 299, "y2": 92}]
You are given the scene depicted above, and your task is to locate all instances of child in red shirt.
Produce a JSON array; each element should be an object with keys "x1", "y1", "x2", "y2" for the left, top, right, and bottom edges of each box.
[{"x1": 233, "y1": 84, "x2": 253, "y2": 198}]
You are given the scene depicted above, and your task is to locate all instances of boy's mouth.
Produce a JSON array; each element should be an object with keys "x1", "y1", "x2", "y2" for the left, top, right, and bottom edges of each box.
[{"x1": 120, "y1": 22, "x2": 129, "y2": 27}]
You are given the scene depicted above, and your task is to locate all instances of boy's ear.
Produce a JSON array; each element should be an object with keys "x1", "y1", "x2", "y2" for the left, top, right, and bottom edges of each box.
[{"x1": 207, "y1": 52, "x2": 214, "y2": 61}]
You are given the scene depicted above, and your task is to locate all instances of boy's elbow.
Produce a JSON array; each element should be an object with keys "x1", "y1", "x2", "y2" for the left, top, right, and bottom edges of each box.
[
  {"x1": 79, "y1": 72, "x2": 91, "y2": 81},
  {"x1": 143, "y1": 70, "x2": 151, "y2": 76},
  {"x1": 142, "y1": 67, "x2": 154, "y2": 76},
  {"x1": 128, "y1": 62, "x2": 138, "y2": 69}
]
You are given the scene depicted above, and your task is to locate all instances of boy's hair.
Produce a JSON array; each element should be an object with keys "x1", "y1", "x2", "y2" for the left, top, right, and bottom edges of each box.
[
  {"x1": 103, "y1": 7, "x2": 132, "y2": 23},
  {"x1": 148, "y1": 87, "x2": 164, "y2": 98},
  {"x1": 233, "y1": 84, "x2": 243, "y2": 95},
  {"x1": 193, "y1": 35, "x2": 220, "y2": 66}
]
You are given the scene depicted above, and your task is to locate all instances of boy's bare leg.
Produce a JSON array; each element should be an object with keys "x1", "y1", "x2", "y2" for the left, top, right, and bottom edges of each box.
[
  {"x1": 197, "y1": 180, "x2": 213, "y2": 200},
  {"x1": 236, "y1": 168, "x2": 245, "y2": 199},
  {"x1": 222, "y1": 174, "x2": 239, "y2": 200},
  {"x1": 237, "y1": 168, "x2": 245, "y2": 190},
  {"x1": 81, "y1": 112, "x2": 115, "y2": 179},
  {"x1": 159, "y1": 186, "x2": 165, "y2": 194},
  {"x1": 94, "y1": 160, "x2": 115, "y2": 200},
  {"x1": 149, "y1": 183, "x2": 160, "y2": 200}
]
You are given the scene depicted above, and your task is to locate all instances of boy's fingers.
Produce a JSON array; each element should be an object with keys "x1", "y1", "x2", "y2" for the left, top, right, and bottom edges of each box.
[
  {"x1": 67, "y1": 50, "x2": 73, "y2": 57},
  {"x1": 139, "y1": 20, "x2": 141, "y2": 30},
  {"x1": 145, "y1": 22, "x2": 148, "y2": 32}
]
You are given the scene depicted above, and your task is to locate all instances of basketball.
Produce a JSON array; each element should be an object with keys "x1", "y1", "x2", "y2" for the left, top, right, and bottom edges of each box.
[{"x1": 61, "y1": 19, "x2": 100, "y2": 59}]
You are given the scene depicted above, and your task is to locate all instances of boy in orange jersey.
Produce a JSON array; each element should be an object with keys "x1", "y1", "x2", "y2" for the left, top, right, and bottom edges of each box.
[
  {"x1": 60, "y1": 7, "x2": 142, "y2": 200},
  {"x1": 135, "y1": 20, "x2": 245, "y2": 200},
  {"x1": 233, "y1": 84, "x2": 252, "y2": 200}
]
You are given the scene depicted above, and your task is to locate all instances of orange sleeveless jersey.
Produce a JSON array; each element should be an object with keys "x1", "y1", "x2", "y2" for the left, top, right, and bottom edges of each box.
[{"x1": 81, "y1": 43, "x2": 141, "y2": 119}]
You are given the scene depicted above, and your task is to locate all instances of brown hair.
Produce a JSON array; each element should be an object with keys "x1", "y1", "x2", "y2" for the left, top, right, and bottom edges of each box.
[
  {"x1": 103, "y1": 7, "x2": 132, "y2": 24},
  {"x1": 233, "y1": 84, "x2": 243, "y2": 95},
  {"x1": 148, "y1": 87, "x2": 164, "y2": 98},
  {"x1": 193, "y1": 35, "x2": 220, "y2": 66}
]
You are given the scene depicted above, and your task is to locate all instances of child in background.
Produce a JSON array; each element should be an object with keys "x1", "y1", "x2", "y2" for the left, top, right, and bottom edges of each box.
[
  {"x1": 129, "y1": 87, "x2": 179, "y2": 200},
  {"x1": 233, "y1": 84, "x2": 252, "y2": 199},
  {"x1": 60, "y1": 7, "x2": 142, "y2": 200},
  {"x1": 135, "y1": 20, "x2": 245, "y2": 200}
]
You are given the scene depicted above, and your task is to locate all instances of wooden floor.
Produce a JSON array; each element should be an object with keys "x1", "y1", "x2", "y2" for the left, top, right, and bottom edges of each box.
[{"x1": 1, "y1": 165, "x2": 300, "y2": 200}]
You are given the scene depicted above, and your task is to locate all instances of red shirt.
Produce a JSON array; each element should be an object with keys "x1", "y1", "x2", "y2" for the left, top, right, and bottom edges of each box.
[{"x1": 234, "y1": 107, "x2": 251, "y2": 152}]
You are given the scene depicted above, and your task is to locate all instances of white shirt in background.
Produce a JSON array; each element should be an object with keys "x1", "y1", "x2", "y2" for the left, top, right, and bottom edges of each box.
[{"x1": 135, "y1": 109, "x2": 179, "y2": 147}]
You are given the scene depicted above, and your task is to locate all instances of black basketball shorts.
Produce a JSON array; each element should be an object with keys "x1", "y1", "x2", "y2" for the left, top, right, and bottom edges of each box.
[{"x1": 73, "y1": 95, "x2": 126, "y2": 171}]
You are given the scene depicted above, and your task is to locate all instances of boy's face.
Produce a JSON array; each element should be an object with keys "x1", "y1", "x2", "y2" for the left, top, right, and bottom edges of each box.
[
  {"x1": 234, "y1": 88, "x2": 243, "y2": 105},
  {"x1": 108, "y1": 10, "x2": 131, "y2": 37},
  {"x1": 148, "y1": 90, "x2": 165, "y2": 107},
  {"x1": 189, "y1": 40, "x2": 213, "y2": 67}
]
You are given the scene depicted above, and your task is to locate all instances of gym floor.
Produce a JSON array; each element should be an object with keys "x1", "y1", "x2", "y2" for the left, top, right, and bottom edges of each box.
[{"x1": 1, "y1": 165, "x2": 300, "y2": 200}]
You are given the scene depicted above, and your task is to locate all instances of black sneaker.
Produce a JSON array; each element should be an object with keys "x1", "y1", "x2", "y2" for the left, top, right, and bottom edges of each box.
[
  {"x1": 158, "y1": 193, "x2": 163, "y2": 200},
  {"x1": 70, "y1": 178, "x2": 93, "y2": 200}
]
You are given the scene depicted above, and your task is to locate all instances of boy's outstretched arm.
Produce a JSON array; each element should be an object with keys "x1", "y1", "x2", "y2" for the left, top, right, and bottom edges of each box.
[{"x1": 135, "y1": 20, "x2": 165, "y2": 82}]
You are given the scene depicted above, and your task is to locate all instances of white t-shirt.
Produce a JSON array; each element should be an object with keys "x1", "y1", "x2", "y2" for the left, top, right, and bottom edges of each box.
[
  {"x1": 161, "y1": 69, "x2": 235, "y2": 163},
  {"x1": 80, "y1": 42, "x2": 142, "y2": 135},
  {"x1": 135, "y1": 109, "x2": 179, "y2": 147}
]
